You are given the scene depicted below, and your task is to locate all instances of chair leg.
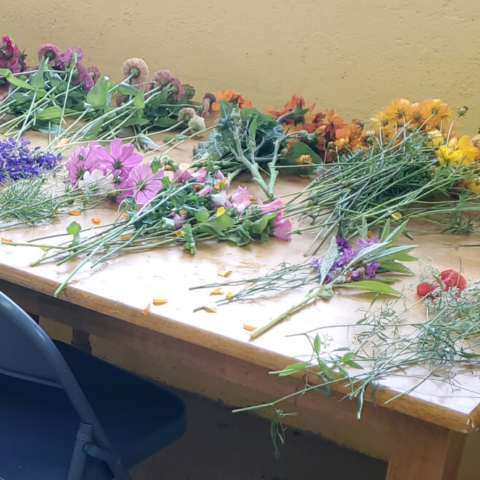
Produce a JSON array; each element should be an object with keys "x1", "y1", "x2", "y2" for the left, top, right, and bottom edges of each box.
[
  {"x1": 71, "y1": 329, "x2": 92, "y2": 354},
  {"x1": 67, "y1": 422, "x2": 94, "y2": 480}
]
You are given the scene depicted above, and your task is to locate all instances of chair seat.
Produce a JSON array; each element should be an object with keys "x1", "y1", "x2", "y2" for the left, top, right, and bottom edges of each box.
[{"x1": 0, "y1": 341, "x2": 186, "y2": 480}]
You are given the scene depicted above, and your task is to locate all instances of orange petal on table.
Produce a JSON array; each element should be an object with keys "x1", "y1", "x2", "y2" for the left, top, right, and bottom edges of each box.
[
  {"x1": 120, "y1": 235, "x2": 132, "y2": 241},
  {"x1": 1, "y1": 237, "x2": 13, "y2": 243},
  {"x1": 218, "y1": 270, "x2": 232, "y2": 278},
  {"x1": 153, "y1": 298, "x2": 168, "y2": 306},
  {"x1": 56, "y1": 138, "x2": 69, "y2": 147},
  {"x1": 69, "y1": 211, "x2": 82, "y2": 216},
  {"x1": 249, "y1": 196, "x2": 256, "y2": 201},
  {"x1": 91, "y1": 216, "x2": 101, "y2": 225},
  {"x1": 243, "y1": 324, "x2": 257, "y2": 332},
  {"x1": 210, "y1": 288, "x2": 223, "y2": 295},
  {"x1": 142, "y1": 303, "x2": 151, "y2": 315},
  {"x1": 203, "y1": 303, "x2": 217, "y2": 313}
]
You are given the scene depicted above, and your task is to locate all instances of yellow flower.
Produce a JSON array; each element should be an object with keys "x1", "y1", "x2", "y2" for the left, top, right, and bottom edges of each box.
[
  {"x1": 216, "y1": 207, "x2": 225, "y2": 217},
  {"x1": 384, "y1": 98, "x2": 412, "y2": 124},
  {"x1": 426, "y1": 129, "x2": 445, "y2": 148},
  {"x1": 370, "y1": 110, "x2": 395, "y2": 138},
  {"x1": 436, "y1": 135, "x2": 478, "y2": 165},
  {"x1": 420, "y1": 99, "x2": 451, "y2": 130},
  {"x1": 467, "y1": 178, "x2": 480, "y2": 194}
]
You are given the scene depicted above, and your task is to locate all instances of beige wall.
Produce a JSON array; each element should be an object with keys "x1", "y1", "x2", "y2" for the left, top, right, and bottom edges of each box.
[{"x1": 2, "y1": 0, "x2": 479, "y2": 134}]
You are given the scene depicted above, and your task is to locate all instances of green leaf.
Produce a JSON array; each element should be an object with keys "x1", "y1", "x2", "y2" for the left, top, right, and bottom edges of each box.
[
  {"x1": 277, "y1": 362, "x2": 309, "y2": 377},
  {"x1": 340, "y1": 352, "x2": 354, "y2": 364},
  {"x1": 378, "y1": 261, "x2": 414, "y2": 275},
  {"x1": 86, "y1": 76, "x2": 113, "y2": 107},
  {"x1": 319, "y1": 236, "x2": 338, "y2": 284},
  {"x1": 345, "y1": 360, "x2": 363, "y2": 370},
  {"x1": 0, "y1": 69, "x2": 33, "y2": 90},
  {"x1": 313, "y1": 334, "x2": 321, "y2": 355},
  {"x1": 317, "y1": 358, "x2": 336, "y2": 381},
  {"x1": 195, "y1": 211, "x2": 209, "y2": 222},
  {"x1": 31, "y1": 57, "x2": 46, "y2": 89},
  {"x1": 35, "y1": 105, "x2": 63, "y2": 120},
  {"x1": 336, "y1": 280, "x2": 401, "y2": 296},
  {"x1": 180, "y1": 223, "x2": 196, "y2": 254},
  {"x1": 154, "y1": 117, "x2": 179, "y2": 128},
  {"x1": 280, "y1": 141, "x2": 322, "y2": 168},
  {"x1": 219, "y1": 100, "x2": 234, "y2": 118},
  {"x1": 199, "y1": 214, "x2": 235, "y2": 236},
  {"x1": 248, "y1": 116, "x2": 258, "y2": 143},
  {"x1": 82, "y1": 117, "x2": 104, "y2": 139},
  {"x1": 117, "y1": 83, "x2": 140, "y2": 96},
  {"x1": 66, "y1": 221, "x2": 82, "y2": 247},
  {"x1": 384, "y1": 221, "x2": 409, "y2": 243},
  {"x1": 133, "y1": 90, "x2": 145, "y2": 109},
  {"x1": 374, "y1": 246, "x2": 418, "y2": 263}
]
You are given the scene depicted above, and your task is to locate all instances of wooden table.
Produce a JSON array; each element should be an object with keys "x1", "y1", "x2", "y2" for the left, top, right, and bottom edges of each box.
[{"x1": 1, "y1": 132, "x2": 480, "y2": 479}]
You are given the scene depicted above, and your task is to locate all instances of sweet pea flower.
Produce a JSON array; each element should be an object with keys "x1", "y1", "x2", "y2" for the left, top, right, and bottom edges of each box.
[
  {"x1": 97, "y1": 138, "x2": 142, "y2": 180},
  {"x1": 197, "y1": 185, "x2": 213, "y2": 196},
  {"x1": 230, "y1": 186, "x2": 251, "y2": 214},
  {"x1": 173, "y1": 165, "x2": 193, "y2": 183},
  {"x1": 116, "y1": 162, "x2": 164, "y2": 205},
  {"x1": 258, "y1": 198, "x2": 283, "y2": 214},
  {"x1": 192, "y1": 167, "x2": 207, "y2": 183},
  {"x1": 272, "y1": 211, "x2": 292, "y2": 241}
]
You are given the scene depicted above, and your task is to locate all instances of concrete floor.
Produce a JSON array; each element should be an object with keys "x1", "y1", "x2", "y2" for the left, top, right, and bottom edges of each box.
[{"x1": 131, "y1": 387, "x2": 387, "y2": 480}]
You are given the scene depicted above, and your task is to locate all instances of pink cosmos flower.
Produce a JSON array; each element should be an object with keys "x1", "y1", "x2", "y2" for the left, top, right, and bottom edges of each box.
[
  {"x1": 197, "y1": 185, "x2": 213, "y2": 196},
  {"x1": 173, "y1": 166, "x2": 192, "y2": 183},
  {"x1": 116, "y1": 162, "x2": 164, "y2": 205},
  {"x1": 230, "y1": 186, "x2": 251, "y2": 214},
  {"x1": 258, "y1": 198, "x2": 283, "y2": 214},
  {"x1": 37, "y1": 43, "x2": 61, "y2": 65},
  {"x1": 172, "y1": 213, "x2": 187, "y2": 229},
  {"x1": 272, "y1": 210, "x2": 292, "y2": 241},
  {"x1": 122, "y1": 58, "x2": 149, "y2": 85},
  {"x1": 0, "y1": 36, "x2": 21, "y2": 69},
  {"x1": 97, "y1": 138, "x2": 143, "y2": 181},
  {"x1": 65, "y1": 141, "x2": 106, "y2": 184}
]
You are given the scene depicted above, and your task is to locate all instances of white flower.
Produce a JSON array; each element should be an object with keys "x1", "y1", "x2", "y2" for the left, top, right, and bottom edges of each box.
[
  {"x1": 188, "y1": 115, "x2": 206, "y2": 133},
  {"x1": 77, "y1": 169, "x2": 114, "y2": 194},
  {"x1": 211, "y1": 190, "x2": 227, "y2": 206}
]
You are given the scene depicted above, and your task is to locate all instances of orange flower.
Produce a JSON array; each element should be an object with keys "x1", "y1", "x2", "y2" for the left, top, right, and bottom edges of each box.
[
  {"x1": 384, "y1": 98, "x2": 412, "y2": 124},
  {"x1": 324, "y1": 109, "x2": 344, "y2": 137},
  {"x1": 267, "y1": 94, "x2": 306, "y2": 117},
  {"x1": 407, "y1": 102, "x2": 427, "y2": 129},
  {"x1": 211, "y1": 89, "x2": 252, "y2": 111},
  {"x1": 420, "y1": 99, "x2": 452, "y2": 130}
]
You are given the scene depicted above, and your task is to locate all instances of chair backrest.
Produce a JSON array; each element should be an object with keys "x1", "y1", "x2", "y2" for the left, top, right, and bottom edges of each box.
[{"x1": 0, "y1": 291, "x2": 127, "y2": 476}]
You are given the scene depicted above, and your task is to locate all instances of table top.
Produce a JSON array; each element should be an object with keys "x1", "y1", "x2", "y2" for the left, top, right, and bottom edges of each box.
[{"x1": 1, "y1": 129, "x2": 480, "y2": 434}]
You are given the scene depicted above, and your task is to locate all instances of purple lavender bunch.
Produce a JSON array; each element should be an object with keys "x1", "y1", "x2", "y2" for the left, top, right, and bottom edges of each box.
[
  {"x1": 312, "y1": 236, "x2": 381, "y2": 284},
  {"x1": 0, "y1": 138, "x2": 62, "y2": 183}
]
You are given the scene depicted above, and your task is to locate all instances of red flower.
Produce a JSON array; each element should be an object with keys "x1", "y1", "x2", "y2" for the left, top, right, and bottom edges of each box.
[{"x1": 416, "y1": 269, "x2": 467, "y2": 297}]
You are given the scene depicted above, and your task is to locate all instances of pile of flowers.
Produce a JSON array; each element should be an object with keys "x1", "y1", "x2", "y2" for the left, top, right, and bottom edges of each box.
[{"x1": 0, "y1": 137, "x2": 61, "y2": 183}]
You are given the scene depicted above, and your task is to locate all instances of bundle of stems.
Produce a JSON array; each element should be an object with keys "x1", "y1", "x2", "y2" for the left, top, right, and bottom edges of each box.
[
  {"x1": 282, "y1": 128, "x2": 480, "y2": 254},
  {"x1": 0, "y1": 170, "x2": 108, "y2": 228},
  {"x1": 234, "y1": 276, "x2": 480, "y2": 446}
]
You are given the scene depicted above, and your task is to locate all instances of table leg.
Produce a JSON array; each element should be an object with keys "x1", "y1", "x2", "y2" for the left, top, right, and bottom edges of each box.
[
  {"x1": 386, "y1": 419, "x2": 465, "y2": 480},
  {"x1": 71, "y1": 329, "x2": 92, "y2": 354}
]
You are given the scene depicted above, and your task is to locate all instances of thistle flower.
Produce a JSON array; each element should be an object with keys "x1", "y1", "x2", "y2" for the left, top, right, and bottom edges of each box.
[
  {"x1": 178, "y1": 108, "x2": 196, "y2": 123},
  {"x1": 188, "y1": 115, "x2": 206, "y2": 132},
  {"x1": 37, "y1": 43, "x2": 61, "y2": 65},
  {"x1": 122, "y1": 58, "x2": 149, "y2": 85}
]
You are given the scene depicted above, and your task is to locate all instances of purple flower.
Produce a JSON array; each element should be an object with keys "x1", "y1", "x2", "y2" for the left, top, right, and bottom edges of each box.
[
  {"x1": 86, "y1": 66, "x2": 101, "y2": 84},
  {"x1": 351, "y1": 270, "x2": 361, "y2": 280},
  {"x1": 197, "y1": 185, "x2": 213, "y2": 196},
  {"x1": 116, "y1": 162, "x2": 164, "y2": 205},
  {"x1": 358, "y1": 237, "x2": 378, "y2": 248},
  {"x1": 73, "y1": 63, "x2": 94, "y2": 90},
  {"x1": 173, "y1": 165, "x2": 193, "y2": 183},
  {"x1": 96, "y1": 138, "x2": 142, "y2": 180},
  {"x1": 37, "y1": 43, "x2": 61, "y2": 65},
  {"x1": 170, "y1": 77, "x2": 185, "y2": 101},
  {"x1": 192, "y1": 167, "x2": 207, "y2": 183},
  {"x1": 272, "y1": 211, "x2": 292, "y2": 241},
  {"x1": 0, "y1": 36, "x2": 21, "y2": 70},
  {"x1": 336, "y1": 237, "x2": 350, "y2": 252},
  {"x1": 366, "y1": 262, "x2": 380, "y2": 278},
  {"x1": 0, "y1": 137, "x2": 61, "y2": 183},
  {"x1": 152, "y1": 70, "x2": 174, "y2": 87}
]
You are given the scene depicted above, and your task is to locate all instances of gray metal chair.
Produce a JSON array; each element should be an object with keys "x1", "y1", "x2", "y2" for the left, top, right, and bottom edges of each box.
[{"x1": 0, "y1": 291, "x2": 186, "y2": 479}]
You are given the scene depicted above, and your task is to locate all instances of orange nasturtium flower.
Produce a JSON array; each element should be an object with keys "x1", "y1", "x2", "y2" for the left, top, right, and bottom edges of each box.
[{"x1": 211, "y1": 90, "x2": 252, "y2": 112}]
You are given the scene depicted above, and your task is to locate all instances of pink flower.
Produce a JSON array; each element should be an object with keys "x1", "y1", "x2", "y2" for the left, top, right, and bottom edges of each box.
[
  {"x1": 272, "y1": 211, "x2": 292, "y2": 241},
  {"x1": 258, "y1": 198, "x2": 283, "y2": 214},
  {"x1": 97, "y1": 138, "x2": 142, "y2": 180},
  {"x1": 230, "y1": 186, "x2": 251, "y2": 214},
  {"x1": 172, "y1": 213, "x2": 187, "y2": 229},
  {"x1": 73, "y1": 63, "x2": 94, "y2": 90},
  {"x1": 170, "y1": 77, "x2": 185, "y2": 101},
  {"x1": 197, "y1": 185, "x2": 213, "y2": 196},
  {"x1": 192, "y1": 167, "x2": 207, "y2": 183},
  {"x1": 152, "y1": 70, "x2": 174, "y2": 87},
  {"x1": 65, "y1": 141, "x2": 105, "y2": 184},
  {"x1": 117, "y1": 162, "x2": 164, "y2": 205},
  {"x1": 58, "y1": 46, "x2": 84, "y2": 68},
  {"x1": 122, "y1": 58, "x2": 149, "y2": 85},
  {"x1": 0, "y1": 36, "x2": 21, "y2": 69},
  {"x1": 178, "y1": 107, "x2": 196, "y2": 122},
  {"x1": 173, "y1": 166, "x2": 192, "y2": 183},
  {"x1": 37, "y1": 43, "x2": 61, "y2": 65},
  {"x1": 201, "y1": 93, "x2": 216, "y2": 116},
  {"x1": 86, "y1": 66, "x2": 101, "y2": 84}
]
